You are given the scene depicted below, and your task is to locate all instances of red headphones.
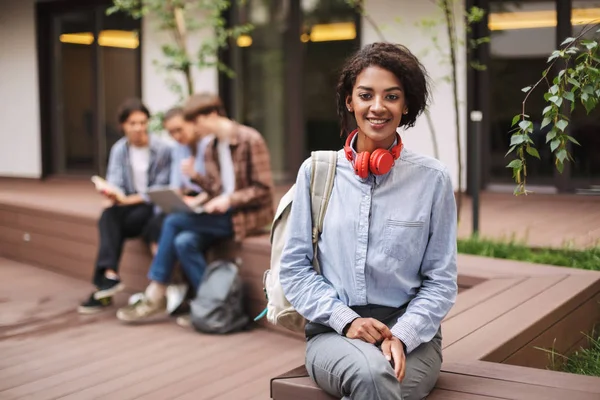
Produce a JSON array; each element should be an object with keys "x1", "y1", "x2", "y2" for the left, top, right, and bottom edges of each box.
[{"x1": 344, "y1": 129, "x2": 403, "y2": 179}]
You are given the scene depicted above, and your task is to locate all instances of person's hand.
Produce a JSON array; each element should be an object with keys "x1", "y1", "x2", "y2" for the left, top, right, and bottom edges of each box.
[
  {"x1": 181, "y1": 157, "x2": 196, "y2": 178},
  {"x1": 381, "y1": 337, "x2": 406, "y2": 382},
  {"x1": 203, "y1": 194, "x2": 231, "y2": 214},
  {"x1": 345, "y1": 318, "x2": 392, "y2": 344},
  {"x1": 101, "y1": 198, "x2": 116, "y2": 208}
]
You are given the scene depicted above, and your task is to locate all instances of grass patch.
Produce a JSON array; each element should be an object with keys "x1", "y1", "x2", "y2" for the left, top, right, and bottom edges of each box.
[
  {"x1": 537, "y1": 332, "x2": 600, "y2": 377},
  {"x1": 457, "y1": 236, "x2": 600, "y2": 271}
]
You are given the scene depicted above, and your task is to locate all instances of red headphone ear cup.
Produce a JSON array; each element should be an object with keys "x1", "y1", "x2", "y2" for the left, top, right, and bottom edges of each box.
[
  {"x1": 369, "y1": 149, "x2": 394, "y2": 175},
  {"x1": 354, "y1": 152, "x2": 370, "y2": 179}
]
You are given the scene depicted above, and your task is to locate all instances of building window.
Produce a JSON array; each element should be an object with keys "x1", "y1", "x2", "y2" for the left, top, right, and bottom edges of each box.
[{"x1": 224, "y1": 0, "x2": 360, "y2": 182}]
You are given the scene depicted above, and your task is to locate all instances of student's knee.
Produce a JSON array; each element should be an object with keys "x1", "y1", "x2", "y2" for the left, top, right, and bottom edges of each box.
[
  {"x1": 98, "y1": 206, "x2": 117, "y2": 227},
  {"x1": 346, "y1": 355, "x2": 401, "y2": 398},
  {"x1": 174, "y1": 232, "x2": 197, "y2": 256}
]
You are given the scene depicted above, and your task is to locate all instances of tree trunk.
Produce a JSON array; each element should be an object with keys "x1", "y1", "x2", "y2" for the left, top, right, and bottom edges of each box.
[{"x1": 441, "y1": 0, "x2": 463, "y2": 222}]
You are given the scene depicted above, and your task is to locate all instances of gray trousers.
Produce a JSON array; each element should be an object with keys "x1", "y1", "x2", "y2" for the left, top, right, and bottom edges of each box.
[{"x1": 305, "y1": 305, "x2": 442, "y2": 400}]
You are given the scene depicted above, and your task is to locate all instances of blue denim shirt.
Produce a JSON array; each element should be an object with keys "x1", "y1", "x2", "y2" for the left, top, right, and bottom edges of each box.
[
  {"x1": 279, "y1": 145, "x2": 458, "y2": 354},
  {"x1": 106, "y1": 136, "x2": 172, "y2": 201},
  {"x1": 169, "y1": 135, "x2": 213, "y2": 193}
]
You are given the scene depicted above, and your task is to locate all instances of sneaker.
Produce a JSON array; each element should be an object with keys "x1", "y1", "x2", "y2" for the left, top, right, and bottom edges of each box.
[
  {"x1": 78, "y1": 293, "x2": 113, "y2": 314},
  {"x1": 175, "y1": 314, "x2": 192, "y2": 328},
  {"x1": 94, "y1": 276, "x2": 125, "y2": 300},
  {"x1": 116, "y1": 295, "x2": 167, "y2": 322}
]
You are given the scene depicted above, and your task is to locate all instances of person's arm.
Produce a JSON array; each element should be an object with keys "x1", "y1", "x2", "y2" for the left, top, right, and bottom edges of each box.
[
  {"x1": 227, "y1": 135, "x2": 273, "y2": 209},
  {"x1": 390, "y1": 168, "x2": 458, "y2": 354},
  {"x1": 134, "y1": 144, "x2": 172, "y2": 204},
  {"x1": 279, "y1": 160, "x2": 361, "y2": 334},
  {"x1": 169, "y1": 146, "x2": 182, "y2": 191},
  {"x1": 105, "y1": 141, "x2": 126, "y2": 193},
  {"x1": 190, "y1": 142, "x2": 223, "y2": 197}
]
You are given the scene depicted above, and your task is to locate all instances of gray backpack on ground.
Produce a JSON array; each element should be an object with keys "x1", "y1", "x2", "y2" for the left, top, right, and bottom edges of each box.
[{"x1": 190, "y1": 260, "x2": 249, "y2": 334}]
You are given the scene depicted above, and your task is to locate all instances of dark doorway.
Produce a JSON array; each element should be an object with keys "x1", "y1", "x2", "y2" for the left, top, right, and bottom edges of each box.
[{"x1": 37, "y1": 0, "x2": 141, "y2": 177}]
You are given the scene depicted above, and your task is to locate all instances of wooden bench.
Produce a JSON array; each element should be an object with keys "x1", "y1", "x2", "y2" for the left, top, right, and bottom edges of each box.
[
  {"x1": 270, "y1": 256, "x2": 600, "y2": 399},
  {"x1": 271, "y1": 362, "x2": 600, "y2": 400}
]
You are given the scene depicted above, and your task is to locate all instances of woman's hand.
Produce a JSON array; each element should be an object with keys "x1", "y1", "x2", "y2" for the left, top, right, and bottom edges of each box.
[
  {"x1": 381, "y1": 337, "x2": 406, "y2": 382},
  {"x1": 184, "y1": 192, "x2": 208, "y2": 208},
  {"x1": 345, "y1": 318, "x2": 392, "y2": 344}
]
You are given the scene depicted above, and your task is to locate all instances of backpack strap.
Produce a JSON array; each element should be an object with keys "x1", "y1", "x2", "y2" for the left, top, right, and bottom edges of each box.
[{"x1": 309, "y1": 150, "x2": 338, "y2": 274}]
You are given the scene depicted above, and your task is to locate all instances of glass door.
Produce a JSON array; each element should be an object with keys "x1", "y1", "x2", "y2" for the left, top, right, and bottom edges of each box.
[
  {"x1": 44, "y1": 2, "x2": 141, "y2": 177},
  {"x1": 487, "y1": 0, "x2": 558, "y2": 186},
  {"x1": 51, "y1": 10, "x2": 96, "y2": 175}
]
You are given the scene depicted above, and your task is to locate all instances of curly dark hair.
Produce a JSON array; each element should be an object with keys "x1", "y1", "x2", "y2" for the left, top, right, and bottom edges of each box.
[{"x1": 336, "y1": 42, "x2": 430, "y2": 137}]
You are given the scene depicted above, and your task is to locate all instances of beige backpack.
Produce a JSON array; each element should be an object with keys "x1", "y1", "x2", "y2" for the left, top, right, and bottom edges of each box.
[{"x1": 260, "y1": 151, "x2": 337, "y2": 332}]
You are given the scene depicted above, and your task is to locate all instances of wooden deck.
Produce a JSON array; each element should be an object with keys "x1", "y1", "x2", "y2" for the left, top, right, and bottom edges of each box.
[
  {"x1": 0, "y1": 258, "x2": 305, "y2": 400},
  {"x1": 1, "y1": 178, "x2": 600, "y2": 398}
]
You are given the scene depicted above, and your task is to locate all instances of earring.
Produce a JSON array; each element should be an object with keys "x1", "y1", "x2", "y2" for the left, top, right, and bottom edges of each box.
[
  {"x1": 348, "y1": 107, "x2": 353, "y2": 112},
  {"x1": 403, "y1": 110, "x2": 408, "y2": 115}
]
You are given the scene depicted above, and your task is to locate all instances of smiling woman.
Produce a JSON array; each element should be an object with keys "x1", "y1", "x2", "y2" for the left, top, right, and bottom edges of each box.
[{"x1": 279, "y1": 42, "x2": 458, "y2": 400}]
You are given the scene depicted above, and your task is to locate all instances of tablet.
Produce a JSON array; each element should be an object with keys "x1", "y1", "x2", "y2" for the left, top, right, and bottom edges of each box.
[{"x1": 147, "y1": 189, "x2": 204, "y2": 214}]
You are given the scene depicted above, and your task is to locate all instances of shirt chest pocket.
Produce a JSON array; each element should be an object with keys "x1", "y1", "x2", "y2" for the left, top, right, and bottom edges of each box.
[{"x1": 383, "y1": 219, "x2": 425, "y2": 262}]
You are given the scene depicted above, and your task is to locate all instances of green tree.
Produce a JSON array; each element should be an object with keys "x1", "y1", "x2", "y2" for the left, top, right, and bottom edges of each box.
[
  {"x1": 507, "y1": 24, "x2": 600, "y2": 195},
  {"x1": 108, "y1": 0, "x2": 252, "y2": 101}
]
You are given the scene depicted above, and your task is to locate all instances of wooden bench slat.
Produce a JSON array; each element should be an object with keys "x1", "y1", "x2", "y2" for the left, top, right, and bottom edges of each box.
[
  {"x1": 436, "y1": 371, "x2": 598, "y2": 400},
  {"x1": 442, "y1": 361, "x2": 600, "y2": 394},
  {"x1": 444, "y1": 277, "x2": 525, "y2": 321},
  {"x1": 444, "y1": 274, "x2": 600, "y2": 362},
  {"x1": 442, "y1": 275, "x2": 567, "y2": 351}
]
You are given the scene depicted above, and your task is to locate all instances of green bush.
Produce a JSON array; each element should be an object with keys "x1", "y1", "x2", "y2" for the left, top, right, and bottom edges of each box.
[{"x1": 457, "y1": 236, "x2": 600, "y2": 271}]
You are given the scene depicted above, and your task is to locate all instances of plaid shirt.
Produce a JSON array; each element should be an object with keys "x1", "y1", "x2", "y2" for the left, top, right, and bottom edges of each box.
[{"x1": 193, "y1": 124, "x2": 274, "y2": 241}]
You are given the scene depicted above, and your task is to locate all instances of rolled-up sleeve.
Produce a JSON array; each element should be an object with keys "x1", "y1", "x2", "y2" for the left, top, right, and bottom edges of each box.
[
  {"x1": 391, "y1": 168, "x2": 458, "y2": 353},
  {"x1": 279, "y1": 160, "x2": 360, "y2": 335}
]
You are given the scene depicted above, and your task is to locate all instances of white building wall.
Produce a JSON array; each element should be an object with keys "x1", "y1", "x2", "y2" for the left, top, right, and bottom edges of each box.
[
  {"x1": 363, "y1": 0, "x2": 468, "y2": 191},
  {"x1": 0, "y1": 0, "x2": 42, "y2": 178},
  {"x1": 141, "y1": 13, "x2": 218, "y2": 116}
]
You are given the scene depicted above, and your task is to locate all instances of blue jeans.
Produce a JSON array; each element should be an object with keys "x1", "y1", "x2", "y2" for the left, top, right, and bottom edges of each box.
[{"x1": 147, "y1": 211, "x2": 233, "y2": 292}]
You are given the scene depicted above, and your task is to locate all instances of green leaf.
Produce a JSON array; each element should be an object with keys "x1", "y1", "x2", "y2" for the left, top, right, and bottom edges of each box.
[
  {"x1": 550, "y1": 138, "x2": 561, "y2": 152},
  {"x1": 526, "y1": 146, "x2": 541, "y2": 159},
  {"x1": 522, "y1": 86, "x2": 532, "y2": 93},
  {"x1": 506, "y1": 159, "x2": 523, "y2": 169},
  {"x1": 541, "y1": 117, "x2": 552, "y2": 128},
  {"x1": 556, "y1": 119, "x2": 569, "y2": 132},
  {"x1": 556, "y1": 161, "x2": 565, "y2": 174},
  {"x1": 549, "y1": 96, "x2": 563, "y2": 107},
  {"x1": 548, "y1": 51, "x2": 560, "y2": 62},
  {"x1": 582, "y1": 39, "x2": 598, "y2": 50},
  {"x1": 511, "y1": 115, "x2": 521, "y2": 127},
  {"x1": 568, "y1": 78, "x2": 581, "y2": 88},
  {"x1": 546, "y1": 130, "x2": 558, "y2": 142},
  {"x1": 510, "y1": 134, "x2": 526, "y2": 146},
  {"x1": 506, "y1": 145, "x2": 517, "y2": 156},
  {"x1": 550, "y1": 84, "x2": 559, "y2": 95},
  {"x1": 561, "y1": 37, "x2": 576, "y2": 46},
  {"x1": 563, "y1": 91, "x2": 575, "y2": 102},
  {"x1": 556, "y1": 149, "x2": 568, "y2": 163},
  {"x1": 542, "y1": 105, "x2": 553, "y2": 115},
  {"x1": 518, "y1": 120, "x2": 533, "y2": 132},
  {"x1": 567, "y1": 135, "x2": 581, "y2": 146}
]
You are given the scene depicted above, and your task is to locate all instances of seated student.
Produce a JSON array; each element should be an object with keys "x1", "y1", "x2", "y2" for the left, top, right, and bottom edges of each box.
[
  {"x1": 116, "y1": 92, "x2": 274, "y2": 323},
  {"x1": 142, "y1": 106, "x2": 213, "y2": 254},
  {"x1": 279, "y1": 43, "x2": 458, "y2": 400},
  {"x1": 78, "y1": 98, "x2": 172, "y2": 315}
]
